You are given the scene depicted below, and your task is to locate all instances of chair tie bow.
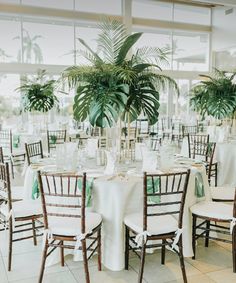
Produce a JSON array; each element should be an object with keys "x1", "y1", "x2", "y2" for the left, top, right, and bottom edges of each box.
[
  {"x1": 171, "y1": 228, "x2": 183, "y2": 250},
  {"x1": 230, "y1": 217, "x2": 236, "y2": 234},
  {"x1": 135, "y1": 231, "x2": 151, "y2": 247},
  {"x1": 42, "y1": 229, "x2": 53, "y2": 249},
  {"x1": 74, "y1": 233, "x2": 88, "y2": 251}
]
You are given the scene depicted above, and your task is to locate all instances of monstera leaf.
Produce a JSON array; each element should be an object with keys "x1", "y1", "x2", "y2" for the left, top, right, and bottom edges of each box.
[
  {"x1": 63, "y1": 19, "x2": 178, "y2": 127},
  {"x1": 17, "y1": 70, "x2": 58, "y2": 113},
  {"x1": 190, "y1": 69, "x2": 236, "y2": 119}
]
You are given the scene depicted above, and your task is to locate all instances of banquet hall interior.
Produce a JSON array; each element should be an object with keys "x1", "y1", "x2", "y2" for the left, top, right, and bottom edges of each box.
[{"x1": 1, "y1": 0, "x2": 236, "y2": 283}]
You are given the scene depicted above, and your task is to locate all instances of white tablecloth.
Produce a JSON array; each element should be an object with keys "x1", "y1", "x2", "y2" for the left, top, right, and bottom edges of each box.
[
  {"x1": 23, "y1": 160, "x2": 210, "y2": 271},
  {"x1": 215, "y1": 142, "x2": 236, "y2": 186},
  {"x1": 181, "y1": 136, "x2": 236, "y2": 187}
]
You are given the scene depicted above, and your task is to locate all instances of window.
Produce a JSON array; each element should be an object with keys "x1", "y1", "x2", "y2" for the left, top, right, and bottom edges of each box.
[
  {"x1": 22, "y1": 0, "x2": 74, "y2": 10},
  {"x1": 22, "y1": 19, "x2": 74, "y2": 65},
  {"x1": 132, "y1": 0, "x2": 172, "y2": 21},
  {"x1": 0, "y1": 74, "x2": 21, "y2": 122},
  {"x1": 0, "y1": 0, "x2": 19, "y2": 3},
  {"x1": 75, "y1": 25, "x2": 100, "y2": 65},
  {"x1": 172, "y1": 31, "x2": 209, "y2": 71},
  {"x1": 75, "y1": 0, "x2": 122, "y2": 15},
  {"x1": 173, "y1": 79, "x2": 190, "y2": 117},
  {"x1": 0, "y1": 16, "x2": 21, "y2": 63},
  {"x1": 173, "y1": 4, "x2": 211, "y2": 25},
  {"x1": 132, "y1": 28, "x2": 172, "y2": 69}
]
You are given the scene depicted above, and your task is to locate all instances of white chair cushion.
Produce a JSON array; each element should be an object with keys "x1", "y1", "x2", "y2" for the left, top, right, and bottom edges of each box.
[
  {"x1": 210, "y1": 186, "x2": 235, "y2": 201},
  {"x1": 0, "y1": 200, "x2": 42, "y2": 218},
  {"x1": 190, "y1": 201, "x2": 233, "y2": 220},
  {"x1": 48, "y1": 212, "x2": 102, "y2": 236},
  {"x1": 124, "y1": 213, "x2": 178, "y2": 236}
]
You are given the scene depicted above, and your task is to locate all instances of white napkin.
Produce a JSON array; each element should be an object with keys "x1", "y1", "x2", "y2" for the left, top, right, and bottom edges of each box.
[
  {"x1": 141, "y1": 148, "x2": 157, "y2": 172},
  {"x1": 86, "y1": 138, "x2": 98, "y2": 158},
  {"x1": 104, "y1": 150, "x2": 116, "y2": 175}
]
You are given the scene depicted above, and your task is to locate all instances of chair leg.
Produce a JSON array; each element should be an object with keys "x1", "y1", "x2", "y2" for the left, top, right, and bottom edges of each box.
[
  {"x1": 8, "y1": 221, "x2": 13, "y2": 271},
  {"x1": 82, "y1": 239, "x2": 90, "y2": 283},
  {"x1": 125, "y1": 226, "x2": 130, "y2": 270},
  {"x1": 60, "y1": 241, "x2": 64, "y2": 267},
  {"x1": 138, "y1": 243, "x2": 146, "y2": 283},
  {"x1": 192, "y1": 214, "x2": 197, "y2": 260},
  {"x1": 38, "y1": 240, "x2": 48, "y2": 283},
  {"x1": 97, "y1": 228, "x2": 102, "y2": 271},
  {"x1": 10, "y1": 159, "x2": 14, "y2": 179},
  {"x1": 32, "y1": 219, "x2": 37, "y2": 246},
  {"x1": 161, "y1": 239, "x2": 166, "y2": 265},
  {"x1": 205, "y1": 220, "x2": 210, "y2": 248},
  {"x1": 178, "y1": 236, "x2": 187, "y2": 283},
  {"x1": 232, "y1": 226, "x2": 236, "y2": 273},
  {"x1": 215, "y1": 164, "x2": 218, "y2": 187}
]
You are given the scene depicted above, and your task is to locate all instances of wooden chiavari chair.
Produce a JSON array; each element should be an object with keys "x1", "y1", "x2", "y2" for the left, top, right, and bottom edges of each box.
[
  {"x1": 187, "y1": 134, "x2": 217, "y2": 186},
  {"x1": 182, "y1": 125, "x2": 198, "y2": 137},
  {"x1": 150, "y1": 137, "x2": 162, "y2": 151},
  {"x1": 0, "y1": 163, "x2": 43, "y2": 271},
  {"x1": 124, "y1": 170, "x2": 191, "y2": 283},
  {"x1": 136, "y1": 119, "x2": 150, "y2": 142},
  {"x1": 191, "y1": 188, "x2": 236, "y2": 272},
  {"x1": 37, "y1": 171, "x2": 102, "y2": 283},
  {"x1": 0, "y1": 130, "x2": 25, "y2": 178},
  {"x1": 25, "y1": 141, "x2": 44, "y2": 165},
  {"x1": 161, "y1": 117, "x2": 173, "y2": 139},
  {"x1": 0, "y1": 146, "x2": 3, "y2": 163},
  {"x1": 47, "y1": 130, "x2": 67, "y2": 154}
]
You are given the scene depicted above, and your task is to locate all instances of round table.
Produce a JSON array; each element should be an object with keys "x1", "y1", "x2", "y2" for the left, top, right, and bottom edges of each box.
[{"x1": 23, "y1": 158, "x2": 210, "y2": 271}]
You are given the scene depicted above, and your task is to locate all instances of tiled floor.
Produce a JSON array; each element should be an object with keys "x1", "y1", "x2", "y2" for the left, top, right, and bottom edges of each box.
[
  {"x1": 0, "y1": 233, "x2": 235, "y2": 283},
  {"x1": 0, "y1": 172, "x2": 235, "y2": 283}
]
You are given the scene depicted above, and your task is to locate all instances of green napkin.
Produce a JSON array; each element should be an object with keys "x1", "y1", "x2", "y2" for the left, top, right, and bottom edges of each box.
[
  {"x1": 13, "y1": 135, "x2": 20, "y2": 148},
  {"x1": 195, "y1": 172, "x2": 205, "y2": 198},
  {"x1": 32, "y1": 178, "x2": 40, "y2": 200},
  {"x1": 50, "y1": 135, "x2": 57, "y2": 144},
  {"x1": 147, "y1": 177, "x2": 160, "y2": 204},
  {"x1": 78, "y1": 178, "x2": 94, "y2": 207}
]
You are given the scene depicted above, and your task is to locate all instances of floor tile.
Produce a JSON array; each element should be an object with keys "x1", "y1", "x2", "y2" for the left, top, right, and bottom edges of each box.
[
  {"x1": 186, "y1": 241, "x2": 232, "y2": 273},
  {"x1": 129, "y1": 250, "x2": 201, "y2": 283},
  {"x1": 206, "y1": 268, "x2": 236, "y2": 283},
  {"x1": 3, "y1": 251, "x2": 69, "y2": 282},
  {"x1": 70, "y1": 265, "x2": 142, "y2": 283},
  {"x1": 166, "y1": 274, "x2": 216, "y2": 283},
  {"x1": 8, "y1": 270, "x2": 77, "y2": 283}
]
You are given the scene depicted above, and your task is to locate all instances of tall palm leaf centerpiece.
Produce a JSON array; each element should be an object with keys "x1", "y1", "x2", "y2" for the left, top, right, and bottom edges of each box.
[
  {"x1": 190, "y1": 68, "x2": 236, "y2": 120},
  {"x1": 17, "y1": 69, "x2": 58, "y2": 113},
  {"x1": 62, "y1": 19, "x2": 178, "y2": 129}
]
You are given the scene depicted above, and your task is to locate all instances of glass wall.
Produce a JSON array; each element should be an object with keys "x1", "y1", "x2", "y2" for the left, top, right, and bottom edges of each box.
[
  {"x1": 0, "y1": 0, "x2": 212, "y2": 121},
  {"x1": 172, "y1": 31, "x2": 209, "y2": 71}
]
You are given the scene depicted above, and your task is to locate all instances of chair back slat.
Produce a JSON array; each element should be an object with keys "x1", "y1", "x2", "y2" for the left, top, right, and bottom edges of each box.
[
  {"x1": 25, "y1": 141, "x2": 43, "y2": 165},
  {"x1": 47, "y1": 130, "x2": 67, "y2": 153},
  {"x1": 0, "y1": 130, "x2": 12, "y2": 153},
  {"x1": 143, "y1": 170, "x2": 190, "y2": 231},
  {"x1": 0, "y1": 147, "x2": 4, "y2": 163},
  {"x1": 0, "y1": 163, "x2": 12, "y2": 210},
  {"x1": 182, "y1": 125, "x2": 198, "y2": 137},
  {"x1": 38, "y1": 171, "x2": 86, "y2": 233}
]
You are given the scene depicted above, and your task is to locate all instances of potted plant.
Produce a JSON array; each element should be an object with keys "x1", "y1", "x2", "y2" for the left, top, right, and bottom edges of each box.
[
  {"x1": 62, "y1": 19, "x2": 178, "y2": 155},
  {"x1": 17, "y1": 69, "x2": 58, "y2": 129},
  {"x1": 17, "y1": 69, "x2": 58, "y2": 113},
  {"x1": 190, "y1": 68, "x2": 236, "y2": 121}
]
